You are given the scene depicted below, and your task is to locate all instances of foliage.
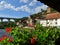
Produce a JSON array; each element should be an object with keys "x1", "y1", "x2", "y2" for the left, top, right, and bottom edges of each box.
[
  {"x1": 0, "y1": 22, "x2": 17, "y2": 29},
  {"x1": 0, "y1": 23, "x2": 60, "y2": 45},
  {"x1": 21, "y1": 17, "x2": 28, "y2": 20},
  {"x1": 51, "y1": 8, "x2": 57, "y2": 12}
]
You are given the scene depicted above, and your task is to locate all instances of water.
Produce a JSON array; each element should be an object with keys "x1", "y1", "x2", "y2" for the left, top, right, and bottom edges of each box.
[{"x1": 0, "y1": 29, "x2": 10, "y2": 37}]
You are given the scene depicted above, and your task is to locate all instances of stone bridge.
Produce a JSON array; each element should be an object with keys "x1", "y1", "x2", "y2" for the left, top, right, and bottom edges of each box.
[{"x1": 0, "y1": 17, "x2": 21, "y2": 22}]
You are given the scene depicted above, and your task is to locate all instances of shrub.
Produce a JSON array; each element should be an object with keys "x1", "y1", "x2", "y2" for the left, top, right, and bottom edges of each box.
[{"x1": 0, "y1": 23, "x2": 60, "y2": 45}]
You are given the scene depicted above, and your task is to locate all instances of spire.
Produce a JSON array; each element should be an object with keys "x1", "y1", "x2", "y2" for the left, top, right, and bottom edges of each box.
[{"x1": 47, "y1": 6, "x2": 51, "y2": 14}]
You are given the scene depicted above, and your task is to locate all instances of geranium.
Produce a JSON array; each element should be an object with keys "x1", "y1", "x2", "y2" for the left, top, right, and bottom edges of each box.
[
  {"x1": 0, "y1": 35, "x2": 7, "y2": 41},
  {"x1": 5, "y1": 27, "x2": 12, "y2": 33},
  {"x1": 0, "y1": 34, "x2": 12, "y2": 43},
  {"x1": 0, "y1": 35, "x2": 7, "y2": 42},
  {"x1": 28, "y1": 23, "x2": 34, "y2": 27},
  {"x1": 30, "y1": 36, "x2": 35, "y2": 44},
  {"x1": 2, "y1": 35, "x2": 7, "y2": 40},
  {"x1": 0, "y1": 38, "x2": 3, "y2": 42},
  {"x1": 8, "y1": 37, "x2": 12, "y2": 42}
]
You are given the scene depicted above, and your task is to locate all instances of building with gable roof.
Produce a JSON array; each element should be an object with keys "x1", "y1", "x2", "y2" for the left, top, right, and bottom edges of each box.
[{"x1": 36, "y1": 7, "x2": 60, "y2": 27}]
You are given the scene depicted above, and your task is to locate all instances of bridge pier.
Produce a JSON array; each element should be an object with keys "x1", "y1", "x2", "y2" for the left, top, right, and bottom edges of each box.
[
  {"x1": 8, "y1": 19, "x2": 10, "y2": 23},
  {"x1": 14, "y1": 19, "x2": 21, "y2": 25},
  {"x1": 0, "y1": 19, "x2": 3, "y2": 26},
  {"x1": 1, "y1": 19, "x2": 3, "y2": 22},
  {"x1": 13, "y1": 19, "x2": 16, "y2": 25}
]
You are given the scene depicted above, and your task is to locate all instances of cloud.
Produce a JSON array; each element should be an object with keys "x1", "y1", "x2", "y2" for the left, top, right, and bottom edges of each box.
[
  {"x1": 0, "y1": 1, "x2": 48, "y2": 14},
  {"x1": 20, "y1": 0, "x2": 28, "y2": 3},
  {"x1": 0, "y1": 14, "x2": 13, "y2": 18},
  {"x1": 0, "y1": 1, "x2": 6, "y2": 10},
  {"x1": 29, "y1": 2, "x2": 36, "y2": 6},
  {"x1": 0, "y1": 1, "x2": 16, "y2": 10},
  {"x1": 0, "y1": 14, "x2": 21, "y2": 19},
  {"x1": 0, "y1": 1, "x2": 32, "y2": 13},
  {"x1": 34, "y1": 5, "x2": 48, "y2": 13},
  {"x1": 15, "y1": 5, "x2": 33, "y2": 13},
  {"x1": 40, "y1": 5, "x2": 48, "y2": 10},
  {"x1": 29, "y1": 0, "x2": 37, "y2": 6},
  {"x1": 33, "y1": 0, "x2": 37, "y2": 2}
]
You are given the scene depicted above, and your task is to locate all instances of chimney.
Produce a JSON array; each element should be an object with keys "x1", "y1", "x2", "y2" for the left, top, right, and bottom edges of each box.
[{"x1": 47, "y1": 6, "x2": 51, "y2": 14}]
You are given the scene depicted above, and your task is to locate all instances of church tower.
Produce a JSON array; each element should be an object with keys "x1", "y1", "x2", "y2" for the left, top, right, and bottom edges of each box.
[{"x1": 47, "y1": 6, "x2": 51, "y2": 14}]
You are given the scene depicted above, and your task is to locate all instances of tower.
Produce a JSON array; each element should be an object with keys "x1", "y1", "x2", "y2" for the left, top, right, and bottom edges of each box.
[
  {"x1": 28, "y1": 16, "x2": 33, "y2": 25},
  {"x1": 47, "y1": 6, "x2": 51, "y2": 14}
]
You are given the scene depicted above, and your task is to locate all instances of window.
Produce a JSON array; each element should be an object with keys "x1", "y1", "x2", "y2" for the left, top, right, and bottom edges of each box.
[
  {"x1": 55, "y1": 22, "x2": 57, "y2": 24},
  {"x1": 55, "y1": 19, "x2": 57, "y2": 21},
  {"x1": 47, "y1": 22, "x2": 49, "y2": 24},
  {"x1": 50, "y1": 23, "x2": 52, "y2": 24}
]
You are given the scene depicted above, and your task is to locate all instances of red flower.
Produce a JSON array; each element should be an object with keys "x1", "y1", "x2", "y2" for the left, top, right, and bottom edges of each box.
[
  {"x1": 2, "y1": 35, "x2": 7, "y2": 40},
  {"x1": 5, "y1": 27, "x2": 12, "y2": 33},
  {"x1": 28, "y1": 24, "x2": 34, "y2": 27},
  {"x1": 8, "y1": 37, "x2": 12, "y2": 42},
  {"x1": 0, "y1": 35, "x2": 8, "y2": 42},
  {"x1": 30, "y1": 36, "x2": 35, "y2": 44},
  {"x1": 0, "y1": 38, "x2": 3, "y2": 41}
]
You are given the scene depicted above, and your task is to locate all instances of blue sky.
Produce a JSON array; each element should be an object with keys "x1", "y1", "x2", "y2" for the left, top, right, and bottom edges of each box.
[{"x1": 0, "y1": 0, "x2": 48, "y2": 18}]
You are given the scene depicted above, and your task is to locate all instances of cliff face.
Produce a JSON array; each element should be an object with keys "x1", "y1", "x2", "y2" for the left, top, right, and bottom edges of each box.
[{"x1": 37, "y1": 0, "x2": 60, "y2": 12}]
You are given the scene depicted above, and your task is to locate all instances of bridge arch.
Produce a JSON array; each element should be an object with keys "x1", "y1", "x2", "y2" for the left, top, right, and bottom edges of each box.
[{"x1": 3, "y1": 19, "x2": 8, "y2": 22}]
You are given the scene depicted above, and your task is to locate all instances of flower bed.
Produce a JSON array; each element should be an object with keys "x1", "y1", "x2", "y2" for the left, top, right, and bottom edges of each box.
[{"x1": 0, "y1": 23, "x2": 60, "y2": 45}]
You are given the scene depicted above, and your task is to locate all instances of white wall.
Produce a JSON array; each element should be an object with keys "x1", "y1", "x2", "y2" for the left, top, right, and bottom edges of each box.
[
  {"x1": 36, "y1": 18, "x2": 60, "y2": 27},
  {"x1": 57, "y1": 18, "x2": 60, "y2": 26},
  {"x1": 46, "y1": 19, "x2": 57, "y2": 26},
  {"x1": 40, "y1": 20, "x2": 46, "y2": 26}
]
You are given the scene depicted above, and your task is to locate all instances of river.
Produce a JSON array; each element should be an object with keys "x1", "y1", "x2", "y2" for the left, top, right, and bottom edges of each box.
[{"x1": 0, "y1": 29, "x2": 10, "y2": 37}]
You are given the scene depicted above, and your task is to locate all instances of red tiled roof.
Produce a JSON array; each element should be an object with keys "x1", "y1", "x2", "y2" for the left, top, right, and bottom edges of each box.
[{"x1": 45, "y1": 13, "x2": 60, "y2": 19}]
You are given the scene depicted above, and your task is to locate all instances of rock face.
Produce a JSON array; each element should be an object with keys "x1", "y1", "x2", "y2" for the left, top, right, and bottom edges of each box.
[{"x1": 37, "y1": 0, "x2": 60, "y2": 12}]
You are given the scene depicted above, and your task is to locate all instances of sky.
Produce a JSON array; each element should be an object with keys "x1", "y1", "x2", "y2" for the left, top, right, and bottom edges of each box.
[{"x1": 0, "y1": 0, "x2": 48, "y2": 18}]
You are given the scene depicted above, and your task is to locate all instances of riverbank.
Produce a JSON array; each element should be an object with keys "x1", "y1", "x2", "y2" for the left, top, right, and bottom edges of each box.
[{"x1": 0, "y1": 27, "x2": 4, "y2": 29}]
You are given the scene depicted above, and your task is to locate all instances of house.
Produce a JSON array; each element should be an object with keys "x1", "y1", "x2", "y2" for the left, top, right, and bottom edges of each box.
[{"x1": 36, "y1": 7, "x2": 60, "y2": 27}]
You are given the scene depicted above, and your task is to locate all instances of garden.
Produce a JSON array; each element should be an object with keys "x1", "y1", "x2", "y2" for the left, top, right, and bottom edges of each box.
[{"x1": 0, "y1": 23, "x2": 60, "y2": 45}]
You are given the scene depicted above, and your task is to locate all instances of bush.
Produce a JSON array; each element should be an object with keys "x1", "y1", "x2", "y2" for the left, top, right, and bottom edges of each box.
[{"x1": 0, "y1": 23, "x2": 60, "y2": 45}]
